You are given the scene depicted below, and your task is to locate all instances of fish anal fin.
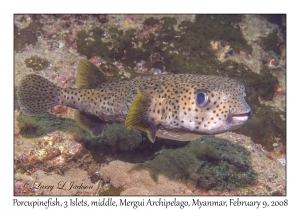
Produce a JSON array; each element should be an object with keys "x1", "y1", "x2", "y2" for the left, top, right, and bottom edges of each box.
[
  {"x1": 125, "y1": 88, "x2": 157, "y2": 143},
  {"x1": 76, "y1": 59, "x2": 108, "y2": 89},
  {"x1": 74, "y1": 110, "x2": 105, "y2": 137}
]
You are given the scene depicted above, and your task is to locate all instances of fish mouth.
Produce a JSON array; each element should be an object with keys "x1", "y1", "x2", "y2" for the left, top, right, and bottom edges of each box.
[{"x1": 231, "y1": 112, "x2": 251, "y2": 121}]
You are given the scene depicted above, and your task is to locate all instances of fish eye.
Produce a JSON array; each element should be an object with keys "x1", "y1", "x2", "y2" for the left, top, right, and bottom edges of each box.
[
  {"x1": 243, "y1": 92, "x2": 246, "y2": 97},
  {"x1": 196, "y1": 92, "x2": 208, "y2": 107}
]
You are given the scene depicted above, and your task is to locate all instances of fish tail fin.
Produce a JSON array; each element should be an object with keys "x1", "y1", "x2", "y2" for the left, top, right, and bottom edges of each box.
[{"x1": 17, "y1": 74, "x2": 61, "y2": 115}]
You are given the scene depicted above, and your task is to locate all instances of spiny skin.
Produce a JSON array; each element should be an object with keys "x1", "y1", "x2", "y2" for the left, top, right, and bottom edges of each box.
[{"x1": 17, "y1": 74, "x2": 251, "y2": 141}]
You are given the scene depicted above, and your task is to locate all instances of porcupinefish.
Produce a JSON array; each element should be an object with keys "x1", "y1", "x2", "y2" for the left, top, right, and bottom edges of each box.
[{"x1": 17, "y1": 59, "x2": 251, "y2": 142}]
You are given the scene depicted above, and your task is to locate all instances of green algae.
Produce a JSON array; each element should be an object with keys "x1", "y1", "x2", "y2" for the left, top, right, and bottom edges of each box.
[
  {"x1": 15, "y1": 112, "x2": 141, "y2": 152},
  {"x1": 235, "y1": 66, "x2": 285, "y2": 149},
  {"x1": 16, "y1": 114, "x2": 38, "y2": 137},
  {"x1": 16, "y1": 113, "x2": 78, "y2": 138},
  {"x1": 76, "y1": 27, "x2": 143, "y2": 81},
  {"x1": 132, "y1": 136, "x2": 257, "y2": 190},
  {"x1": 97, "y1": 123, "x2": 143, "y2": 151},
  {"x1": 158, "y1": 15, "x2": 250, "y2": 74},
  {"x1": 76, "y1": 27, "x2": 107, "y2": 59},
  {"x1": 260, "y1": 32, "x2": 281, "y2": 55},
  {"x1": 236, "y1": 105, "x2": 286, "y2": 150}
]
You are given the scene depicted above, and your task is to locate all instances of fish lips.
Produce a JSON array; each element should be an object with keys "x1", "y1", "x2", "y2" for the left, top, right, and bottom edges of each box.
[{"x1": 227, "y1": 109, "x2": 251, "y2": 127}]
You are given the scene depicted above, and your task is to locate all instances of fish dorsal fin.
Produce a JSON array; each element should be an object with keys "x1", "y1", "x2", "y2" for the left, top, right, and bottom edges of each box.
[
  {"x1": 74, "y1": 110, "x2": 105, "y2": 137},
  {"x1": 76, "y1": 59, "x2": 108, "y2": 89},
  {"x1": 125, "y1": 88, "x2": 157, "y2": 143}
]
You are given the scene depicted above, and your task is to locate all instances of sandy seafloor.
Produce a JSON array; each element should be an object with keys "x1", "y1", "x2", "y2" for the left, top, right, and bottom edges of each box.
[{"x1": 14, "y1": 14, "x2": 286, "y2": 196}]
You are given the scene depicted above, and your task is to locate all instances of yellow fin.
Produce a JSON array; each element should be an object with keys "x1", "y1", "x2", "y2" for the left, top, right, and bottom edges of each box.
[
  {"x1": 74, "y1": 110, "x2": 105, "y2": 137},
  {"x1": 125, "y1": 88, "x2": 157, "y2": 143},
  {"x1": 76, "y1": 59, "x2": 108, "y2": 89}
]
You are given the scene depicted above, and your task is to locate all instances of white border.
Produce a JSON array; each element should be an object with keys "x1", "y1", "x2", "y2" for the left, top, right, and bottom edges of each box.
[{"x1": 3, "y1": 0, "x2": 298, "y2": 209}]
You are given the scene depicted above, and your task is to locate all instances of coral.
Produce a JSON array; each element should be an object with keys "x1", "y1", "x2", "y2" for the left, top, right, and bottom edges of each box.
[
  {"x1": 89, "y1": 56, "x2": 103, "y2": 66},
  {"x1": 113, "y1": 61, "x2": 131, "y2": 78},
  {"x1": 24, "y1": 55, "x2": 49, "y2": 71},
  {"x1": 49, "y1": 105, "x2": 69, "y2": 120},
  {"x1": 100, "y1": 123, "x2": 143, "y2": 151},
  {"x1": 133, "y1": 60, "x2": 148, "y2": 73},
  {"x1": 209, "y1": 41, "x2": 232, "y2": 62},
  {"x1": 57, "y1": 69, "x2": 76, "y2": 88},
  {"x1": 51, "y1": 105, "x2": 68, "y2": 115},
  {"x1": 14, "y1": 15, "x2": 33, "y2": 29}
]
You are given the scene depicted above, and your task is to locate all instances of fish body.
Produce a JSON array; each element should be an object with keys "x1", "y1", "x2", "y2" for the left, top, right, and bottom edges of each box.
[{"x1": 17, "y1": 59, "x2": 251, "y2": 142}]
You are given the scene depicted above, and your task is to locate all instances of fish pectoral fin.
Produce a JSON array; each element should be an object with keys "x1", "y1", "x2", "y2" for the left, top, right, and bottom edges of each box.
[
  {"x1": 76, "y1": 59, "x2": 108, "y2": 89},
  {"x1": 125, "y1": 88, "x2": 157, "y2": 143},
  {"x1": 74, "y1": 110, "x2": 105, "y2": 137}
]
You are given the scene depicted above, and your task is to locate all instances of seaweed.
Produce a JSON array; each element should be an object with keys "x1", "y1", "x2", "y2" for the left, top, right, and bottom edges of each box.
[
  {"x1": 98, "y1": 123, "x2": 143, "y2": 152},
  {"x1": 16, "y1": 113, "x2": 78, "y2": 138}
]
